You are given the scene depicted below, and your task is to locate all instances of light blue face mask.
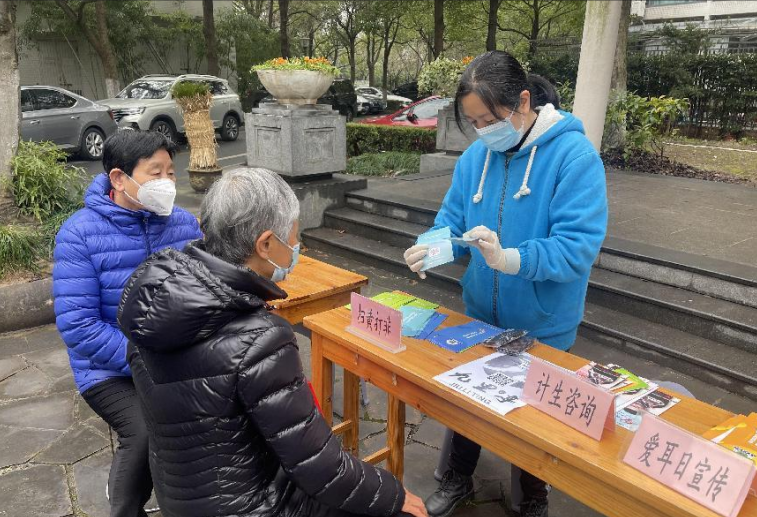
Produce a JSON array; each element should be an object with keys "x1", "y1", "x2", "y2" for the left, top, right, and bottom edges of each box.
[
  {"x1": 268, "y1": 234, "x2": 300, "y2": 283},
  {"x1": 475, "y1": 111, "x2": 525, "y2": 153}
]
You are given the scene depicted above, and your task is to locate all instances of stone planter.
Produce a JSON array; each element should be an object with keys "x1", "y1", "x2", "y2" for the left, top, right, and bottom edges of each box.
[
  {"x1": 256, "y1": 70, "x2": 334, "y2": 105},
  {"x1": 435, "y1": 103, "x2": 476, "y2": 153},
  {"x1": 187, "y1": 167, "x2": 223, "y2": 192}
]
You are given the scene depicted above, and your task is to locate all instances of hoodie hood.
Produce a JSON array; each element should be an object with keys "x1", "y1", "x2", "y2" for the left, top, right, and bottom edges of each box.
[
  {"x1": 118, "y1": 241, "x2": 287, "y2": 353},
  {"x1": 472, "y1": 104, "x2": 583, "y2": 204}
]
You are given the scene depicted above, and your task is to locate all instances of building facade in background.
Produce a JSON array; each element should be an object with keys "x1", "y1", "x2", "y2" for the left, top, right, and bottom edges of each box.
[
  {"x1": 630, "y1": 0, "x2": 757, "y2": 54},
  {"x1": 17, "y1": 0, "x2": 236, "y2": 101}
]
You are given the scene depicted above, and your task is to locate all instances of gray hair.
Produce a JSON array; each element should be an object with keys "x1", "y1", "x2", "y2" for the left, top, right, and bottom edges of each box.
[{"x1": 201, "y1": 167, "x2": 300, "y2": 265}]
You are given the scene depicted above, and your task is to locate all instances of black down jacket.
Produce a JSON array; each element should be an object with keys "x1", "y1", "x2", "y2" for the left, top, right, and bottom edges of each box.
[{"x1": 118, "y1": 242, "x2": 405, "y2": 517}]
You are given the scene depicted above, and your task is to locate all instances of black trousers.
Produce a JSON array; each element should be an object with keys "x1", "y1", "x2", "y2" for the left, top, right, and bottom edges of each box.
[{"x1": 82, "y1": 377, "x2": 153, "y2": 517}]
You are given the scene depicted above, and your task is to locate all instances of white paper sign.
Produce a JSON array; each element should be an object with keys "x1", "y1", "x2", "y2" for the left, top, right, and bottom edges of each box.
[{"x1": 434, "y1": 353, "x2": 531, "y2": 416}]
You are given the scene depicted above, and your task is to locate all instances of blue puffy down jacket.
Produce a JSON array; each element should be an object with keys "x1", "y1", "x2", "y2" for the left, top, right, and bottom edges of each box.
[{"x1": 53, "y1": 173, "x2": 202, "y2": 393}]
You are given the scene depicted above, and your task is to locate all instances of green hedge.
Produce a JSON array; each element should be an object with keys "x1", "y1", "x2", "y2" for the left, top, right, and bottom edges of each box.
[
  {"x1": 346, "y1": 123, "x2": 437, "y2": 157},
  {"x1": 346, "y1": 152, "x2": 421, "y2": 177}
]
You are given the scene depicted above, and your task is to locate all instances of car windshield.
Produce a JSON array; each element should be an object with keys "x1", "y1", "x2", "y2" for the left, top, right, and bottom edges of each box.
[
  {"x1": 358, "y1": 88, "x2": 377, "y2": 95},
  {"x1": 116, "y1": 80, "x2": 173, "y2": 100}
]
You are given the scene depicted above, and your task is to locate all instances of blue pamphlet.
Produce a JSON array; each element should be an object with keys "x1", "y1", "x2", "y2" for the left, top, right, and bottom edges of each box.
[
  {"x1": 428, "y1": 321, "x2": 506, "y2": 353},
  {"x1": 415, "y1": 312, "x2": 448, "y2": 340},
  {"x1": 400, "y1": 306, "x2": 437, "y2": 337}
]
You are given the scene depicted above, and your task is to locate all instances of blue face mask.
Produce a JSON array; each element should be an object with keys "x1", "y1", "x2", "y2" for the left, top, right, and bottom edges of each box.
[
  {"x1": 268, "y1": 234, "x2": 300, "y2": 283},
  {"x1": 475, "y1": 111, "x2": 525, "y2": 153}
]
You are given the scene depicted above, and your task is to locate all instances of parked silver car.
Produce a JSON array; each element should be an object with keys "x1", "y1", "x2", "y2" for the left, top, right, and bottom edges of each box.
[
  {"x1": 100, "y1": 74, "x2": 244, "y2": 143},
  {"x1": 20, "y1": 86, "x2": 118, "y2": 160}
]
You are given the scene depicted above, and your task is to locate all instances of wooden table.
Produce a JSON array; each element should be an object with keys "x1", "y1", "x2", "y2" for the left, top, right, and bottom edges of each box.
[
  {"x1": 270, "y1": 255, "x2": 368, "y2": 324},
  {"x1": 303, "y1": 304, "x2": 757, "y2": 517}
]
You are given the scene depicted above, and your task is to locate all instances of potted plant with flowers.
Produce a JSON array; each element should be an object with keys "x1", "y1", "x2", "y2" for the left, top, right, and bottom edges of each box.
[
  {"x1": 171, "y1": 81, "x2": 222, "y2": 192},
  {"x1": 252, "y1": 56, "x2": 341, "y2": 105},
  {"x1": 418, "y1": 56, "x2": 476, "y2": 153}
]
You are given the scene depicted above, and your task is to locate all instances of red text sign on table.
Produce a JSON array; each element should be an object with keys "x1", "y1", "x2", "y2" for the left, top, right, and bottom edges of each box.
[
  {"x1": 347, "y1": 292, "x2": 405, "y2": 353},
  {"x1": 623, "y1": 413, "x2": 756, "y2": 517},
  {"x1": 521, "y1": 357, "x2": 615, "y2": 440}
]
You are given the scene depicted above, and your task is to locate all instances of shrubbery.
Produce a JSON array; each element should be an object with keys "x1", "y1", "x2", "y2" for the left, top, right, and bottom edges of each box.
[
  {"x1": 346, "y1": 152, "x2": 421, "y2": 177},
  {"x1": 346, "y1": 123, "x2": 437, "y2": 157}
]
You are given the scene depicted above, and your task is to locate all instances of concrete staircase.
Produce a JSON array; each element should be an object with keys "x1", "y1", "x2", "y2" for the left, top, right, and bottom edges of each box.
[{"x1": 303, "y1": 187, "x2": 757, "y2": 401}]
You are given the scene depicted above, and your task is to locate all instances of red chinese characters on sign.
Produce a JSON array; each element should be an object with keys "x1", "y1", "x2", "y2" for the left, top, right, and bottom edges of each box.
[
  {"x1": 347, "y1": 292, "x2": 405, "y2": 353},
  {"x1": 521, "y1": 357, "x2": 615, "y2": 440},
  {"x1": 624, "y1": 413, "x2": 756, "y2": 517}
]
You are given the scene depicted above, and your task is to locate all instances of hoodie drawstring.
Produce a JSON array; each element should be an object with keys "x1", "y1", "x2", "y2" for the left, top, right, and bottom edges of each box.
[
  {"x1": 513, "y1": 145, "x2": 537, "y2": 200},
  {"x1": 472, "y1": 149, "x2": 491, "y2": 204}
]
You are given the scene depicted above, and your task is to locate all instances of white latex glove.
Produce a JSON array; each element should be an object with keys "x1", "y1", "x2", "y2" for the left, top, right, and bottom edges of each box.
[
  {"x1": 464, "y1": 225, "x2": 508, "y2": 272},
  {"x1": 403, "y1": 244, "x2": 429, "y2": 280}
]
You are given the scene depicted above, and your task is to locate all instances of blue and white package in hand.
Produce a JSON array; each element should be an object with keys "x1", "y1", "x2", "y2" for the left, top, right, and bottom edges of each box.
[
  {"x1": 417, "y1": 227, "x2": 454, "y2": 272},
  {"x1": 428, "y1": 320, "x2": 506, "y2": 353},
  {"x1": 400, "y1": 306, "x2": 437, "y2": 337}
]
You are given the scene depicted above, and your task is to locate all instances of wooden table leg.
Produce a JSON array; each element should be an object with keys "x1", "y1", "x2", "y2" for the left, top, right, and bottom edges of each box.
[
  {"x1": 343, "y1": 370, "x2": 360, "y2": 456},
  {"x1": 311, "y1": 333, "x2": 334, "y2": 426},
  {"x1": 387, "y1": 394, "x2": 406, "y2": 481}
]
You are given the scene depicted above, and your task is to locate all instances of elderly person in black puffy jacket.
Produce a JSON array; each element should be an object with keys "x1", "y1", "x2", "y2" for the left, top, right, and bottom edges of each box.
[{"x1": 117, "y1": 167, "x2": 427, "y2": 517}]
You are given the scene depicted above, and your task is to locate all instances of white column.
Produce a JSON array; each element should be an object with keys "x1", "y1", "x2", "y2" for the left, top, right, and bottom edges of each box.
[{"x1": 572, "y1": 1, "x2": 623, "y2": 151}]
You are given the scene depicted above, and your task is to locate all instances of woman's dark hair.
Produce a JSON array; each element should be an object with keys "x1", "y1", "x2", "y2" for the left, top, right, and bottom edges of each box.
[
  {"x1": 454, "y1": 50, "x2": 560, "y2": 130},
  {"x1": 103, "y1": 129, "x2": 179, "y2": 176}
]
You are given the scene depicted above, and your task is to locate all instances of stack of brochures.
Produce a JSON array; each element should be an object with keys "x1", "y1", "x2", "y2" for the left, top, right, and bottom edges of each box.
[
  {"x1": 704, "y1": 413, "x2": 757, "y2": 466},
  {"x1": 576, "y1": 362, "x2": 681, "y2": 432}
]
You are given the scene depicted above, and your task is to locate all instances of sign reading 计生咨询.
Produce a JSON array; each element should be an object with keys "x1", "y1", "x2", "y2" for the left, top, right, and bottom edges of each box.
[
  {"x1": 521, "y1": 357, "x2": 615, "y2": 440},
  {"x1": 347, "y1": 292, "x2": 405, "y2": 353},
  {"x1": 623, "y1": 413, "x2": 756, "y2": 517}
]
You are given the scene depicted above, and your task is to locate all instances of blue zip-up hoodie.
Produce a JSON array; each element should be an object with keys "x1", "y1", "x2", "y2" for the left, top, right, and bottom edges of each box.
[
  {"x1": 428, "y1": 104, "x2": 608, "y2": 349},
  {"x1": 53, "y1": 173, "x2": 202, "y2": 393}
]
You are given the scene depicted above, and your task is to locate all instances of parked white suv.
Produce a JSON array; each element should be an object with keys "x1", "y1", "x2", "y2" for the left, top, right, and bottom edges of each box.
[{"x1": 99, "y1": 74, "x2": 244, "y2": 142}]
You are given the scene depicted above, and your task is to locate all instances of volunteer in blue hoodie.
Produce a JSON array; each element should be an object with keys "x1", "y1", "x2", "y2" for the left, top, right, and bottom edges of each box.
[
  {"x1": 53, "y1": 130, "x2": 202, "y2": 517},
  {"x1": 404, "y1": 51, "x2": 608, "y2": 517}
]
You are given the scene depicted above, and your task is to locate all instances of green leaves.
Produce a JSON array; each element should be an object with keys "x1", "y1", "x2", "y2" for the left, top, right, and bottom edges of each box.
[
  {"x1": 170, "y1": 80, "x2": 211, "y2": 100},
  {"x1": 417, "y1": 56, "x2": 468, "y2": 97},
  {"x1": 8, "y1": 141, "x2": 86, "y2": 223},
  {"x1": 346, "y1": 123, "x2": 437, "y2": 156},
  {"x1": 346, "y1": 152, "x2": 422, "y2": 177}
]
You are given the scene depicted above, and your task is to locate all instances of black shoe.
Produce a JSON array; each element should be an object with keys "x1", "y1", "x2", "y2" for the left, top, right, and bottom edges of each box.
[
  {"x1": 424, "y1": 469, "x2": 474, "y2": 517},
  {"x1": 520, "y1": 498, "x2": 549, "y2": 517}
]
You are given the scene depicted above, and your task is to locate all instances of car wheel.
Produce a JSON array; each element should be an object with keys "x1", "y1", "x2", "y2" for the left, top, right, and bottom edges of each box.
[
  {"x1": 150, "y1": 119, "x2": 176, "y2": 142},
  {"x1": 220, "y1": 114, "x2": 240, "y2": 141},
  {"x1": 79, "y1": 127, "x2": 105, "y2": 161},
  {"x1": 345, "y1": 107, "x2": 355, "y2": 122}
]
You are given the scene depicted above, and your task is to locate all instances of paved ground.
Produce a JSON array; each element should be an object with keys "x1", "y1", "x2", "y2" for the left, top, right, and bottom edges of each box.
[
  {"x1": 1, "y1": 247, "x2": 754, "y2": 517},
  {"x1": 363, "y1": 168, "x2": 757, "y2": 268}
]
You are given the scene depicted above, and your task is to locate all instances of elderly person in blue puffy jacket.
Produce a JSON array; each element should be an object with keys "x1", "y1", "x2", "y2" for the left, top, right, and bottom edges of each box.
[{"x1": 53, "y1": 130, "x2": 202, "y2": 517}]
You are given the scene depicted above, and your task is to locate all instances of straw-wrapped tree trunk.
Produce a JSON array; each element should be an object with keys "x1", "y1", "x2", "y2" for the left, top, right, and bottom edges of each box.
[{"x1": 172, "y1": 82, "x2": 221, "y2": 191}]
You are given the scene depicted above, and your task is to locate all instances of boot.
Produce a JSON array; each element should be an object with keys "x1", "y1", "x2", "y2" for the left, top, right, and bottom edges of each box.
[
  {"x1": 519, "y1": 498, "x2": 548, "y2": 517},
  {"x1": 424, "y1": 469, "x2": 474, "y2": 517}
]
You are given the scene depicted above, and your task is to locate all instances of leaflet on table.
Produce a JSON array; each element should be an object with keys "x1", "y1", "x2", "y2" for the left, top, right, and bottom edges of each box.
[
  {"x1": 428, "y1": 321, "x2": 506, "y2": 353},
  {"x1": 417, "y1": 228, "x2": 455, "y2": 271},
  {"x1": 576, "y1": 362, "x2": 628, "y2": 390},
  {"x1": 434, "y1": 353, "x2": 531, "y2": 416},
  {"x1": 415, "y1": 312, "x2": 448, "y2": 340},
  {"x1": 346, "y1": 290, "x2": 439, "y2": 311},
  {"x1": 705, "y1": 413, "x2": 757, "y2": 467},
  {"x1": 607, "y1": 365, "x2": 658, "y2": 410},
  {"x1": 400, "y1": 306, "x2": 437, "y2": 337},
  {"x1": 615, "y1": 389, "x2": 682, "y2": 432}
]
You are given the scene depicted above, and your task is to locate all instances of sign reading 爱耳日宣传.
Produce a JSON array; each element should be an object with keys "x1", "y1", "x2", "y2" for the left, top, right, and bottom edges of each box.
[
  {"x1": 521, "y1": 357, "x2": 615, "y2": 440},
  {"x1": 347, "y1": 292, "x2": 405, "y2": 353},
  {"x1": 623, "y1": 413, "x2": 756, "y2": 517}
]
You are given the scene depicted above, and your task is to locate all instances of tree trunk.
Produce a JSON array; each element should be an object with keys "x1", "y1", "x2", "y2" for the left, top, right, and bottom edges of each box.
[
  {"x1": 486, "y1": 0, "x2": 499, "y2": 51},
  {"x1": 0, "y1": 0, "x2": 19, "y2": 198},
  {"x1": 54, "y1": 0, "x2": 120, "y2": 98},
  {"x1": 94, "y1": 1, "x2": 120, "y2": 97},
  {"x1": 279, "y1": 0, "x2": 290, "y2": 58},
  {"x1": 366, "y1": 36, "x2": 376, "y2": 87},
  {"x1": 528, "y1": 0, "x2": 539, "y2": 61},
  {"x1": 433, "y1": 0, "x2": 444, "y2": 58},
  {"x1": 604, "y1": 0, "x2": 632, "y2": 151},
  {"x1": 267, "y1": 0, "x2": 275, "y2": 28},
  {"x1": 348, "y1": 39, "x2": 356, "y2": 84},
  {"x1": 202, "y1": 0, "x2": 220, "y2": 76}
]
